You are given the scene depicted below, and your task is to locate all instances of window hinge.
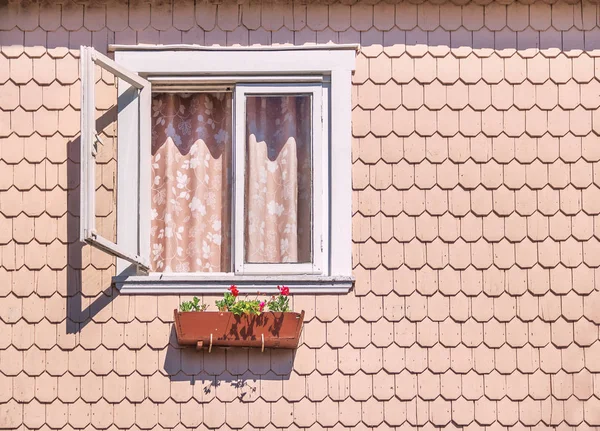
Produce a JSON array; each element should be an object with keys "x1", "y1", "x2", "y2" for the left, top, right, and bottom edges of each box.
[{"x1": 91, "y1": 131, "x2": 103, "y2": 157}]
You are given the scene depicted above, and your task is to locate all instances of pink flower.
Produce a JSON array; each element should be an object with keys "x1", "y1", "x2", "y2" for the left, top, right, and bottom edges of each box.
[
  {"x1": 259, "y1": 301, "x2": 266, "y2": 312},
  {"x1": 278, "y1": 285, "x2": 290, "y2": 296}
]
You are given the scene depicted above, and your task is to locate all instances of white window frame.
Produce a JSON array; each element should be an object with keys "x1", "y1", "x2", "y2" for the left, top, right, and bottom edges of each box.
[
  {"x1": 81, "y1": 45, "x2": 356, "y2": 294},
  {"x1": 234, "y1": 84, "x2": 325, "y2": 276}
]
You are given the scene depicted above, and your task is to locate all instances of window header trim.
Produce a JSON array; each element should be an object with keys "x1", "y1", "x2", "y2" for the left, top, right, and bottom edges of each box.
[
  {"x1": 110, "y1": 43, "x2": 360, "y2": 53},
  {"x1": 114, "y1": 47, "x2": 356, "y2": 76}
]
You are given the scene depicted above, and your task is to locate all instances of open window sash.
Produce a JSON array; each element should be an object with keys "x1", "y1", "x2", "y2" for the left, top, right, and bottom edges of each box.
[
  {"x1": 233, "y1": 84, "x2": 325, "y2": 275},
  {"x1": 79, "y1": 46, "x2": 151, "y2": 272}
]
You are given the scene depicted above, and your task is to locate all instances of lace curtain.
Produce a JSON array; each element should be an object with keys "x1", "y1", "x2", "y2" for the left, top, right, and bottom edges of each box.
[
  {"x1": 151, "y1": 93, "x2": 232, "y2": 272},
  {"x1": 150, "y1": 92, "x2": 311, "y2": 273},
  {"x1": 245, "y1": 95, "x2": 312, "y2": 264}
]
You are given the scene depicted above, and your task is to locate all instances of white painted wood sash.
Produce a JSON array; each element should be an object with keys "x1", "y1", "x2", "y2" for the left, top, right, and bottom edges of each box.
[{"x1": 79, "y1": 46, "x2": 151, "y2": 271}]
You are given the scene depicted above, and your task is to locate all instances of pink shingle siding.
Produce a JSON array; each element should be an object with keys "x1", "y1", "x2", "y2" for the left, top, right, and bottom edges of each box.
[{"x1": 1, "y1": 0, "x2": 600, "y2": 429}]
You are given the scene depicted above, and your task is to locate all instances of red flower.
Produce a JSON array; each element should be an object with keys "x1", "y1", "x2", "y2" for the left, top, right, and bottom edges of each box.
[
  {"x1": 229, "y1": 285, "x2": 239, "y2": 297},
  {"x1": 278, "y1": 285, "x2": 290, "y2": 296}
]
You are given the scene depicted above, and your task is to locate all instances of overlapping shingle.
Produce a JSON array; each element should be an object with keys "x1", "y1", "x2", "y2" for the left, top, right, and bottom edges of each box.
[{"x1": 1, "y1": 1, "x2": 600, "y2": 430}]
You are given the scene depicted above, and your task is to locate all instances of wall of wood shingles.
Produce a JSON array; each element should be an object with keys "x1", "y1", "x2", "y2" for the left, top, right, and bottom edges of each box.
[{"x1": 1, "y1": 0, "x2": 600, "y2": 429}]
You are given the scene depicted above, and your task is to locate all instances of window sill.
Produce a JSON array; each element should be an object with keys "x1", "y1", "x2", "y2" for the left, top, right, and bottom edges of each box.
[{"x1": 114, "y1": 274, "x2": 354, "y2": 294}]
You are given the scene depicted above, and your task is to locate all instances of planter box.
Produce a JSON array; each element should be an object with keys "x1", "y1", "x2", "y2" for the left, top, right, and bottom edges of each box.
[{"x1": 173, "y1": 310, "x2": 305, "y2": 350}]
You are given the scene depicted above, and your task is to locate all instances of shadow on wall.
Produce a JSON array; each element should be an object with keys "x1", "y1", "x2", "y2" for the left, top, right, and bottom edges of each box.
[
  {"x1": 5, "y1": 0, "x2": 600, "y2": 56},
  {"x1": 26, "y1": 31, "x2": 600, "y2": 58},
  {"x1": 163, "y1": 325, "x2": 295, "y2": 398},
  {"x1": 65, "y1": 103, "x2": 120, "y2": 334}
]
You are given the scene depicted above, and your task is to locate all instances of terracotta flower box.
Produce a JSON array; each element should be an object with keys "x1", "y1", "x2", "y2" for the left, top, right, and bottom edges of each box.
[{"x1": 173, "y1": 309, "x2": 305, "y2": 351}]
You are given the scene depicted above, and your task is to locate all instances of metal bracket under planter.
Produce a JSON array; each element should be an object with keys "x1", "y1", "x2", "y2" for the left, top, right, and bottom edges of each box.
[{"x1": 173, "y1": 310, "x2": 305, "y2": 352}]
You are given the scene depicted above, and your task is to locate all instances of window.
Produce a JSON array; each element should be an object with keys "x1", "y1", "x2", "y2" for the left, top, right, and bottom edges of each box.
[{"x1": 80, "y1": 45, "x2": 356, "y2": 293}]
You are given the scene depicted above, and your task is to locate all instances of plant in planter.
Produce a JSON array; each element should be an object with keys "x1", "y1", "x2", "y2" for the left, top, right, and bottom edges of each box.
[
  {"x1": 174, "y1": 285, "x2": 304, "y2": 351},
  {"x1": 179, "y1": 296, "x2": 208, "y2": 312},
  {"x1": 215, "y1": 286, "x2": 263, "y2": 315},
  {"x1": 213, "y1": 285, "x2": 290, "y2": 315},
  {"x1": 266, "y1": 286, "x2": 290, "y2": 312}
]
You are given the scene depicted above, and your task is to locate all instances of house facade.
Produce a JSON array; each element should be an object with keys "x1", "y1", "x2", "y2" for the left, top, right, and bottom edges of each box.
[{"x1": 1, "y1": 0, "x2": 600, "y2": 429}]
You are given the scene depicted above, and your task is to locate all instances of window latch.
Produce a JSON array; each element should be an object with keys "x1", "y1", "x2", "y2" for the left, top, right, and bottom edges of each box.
[{"x1": 92, "y1": 131, "x2": 104, "y2": 157}]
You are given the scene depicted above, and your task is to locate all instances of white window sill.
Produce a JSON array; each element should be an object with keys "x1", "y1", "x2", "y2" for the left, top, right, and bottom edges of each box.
[{"x1": 113, "y1": 274, "x2": 354, "y2": 294}]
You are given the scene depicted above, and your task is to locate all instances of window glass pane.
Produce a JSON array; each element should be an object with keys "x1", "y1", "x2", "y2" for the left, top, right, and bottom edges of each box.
[
  {"x1": 150, "y1": 93, "x2": 232, "y2": 272},
  {"x1": 245, "y1": 95, "x2": 312, "y2": 264}
]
